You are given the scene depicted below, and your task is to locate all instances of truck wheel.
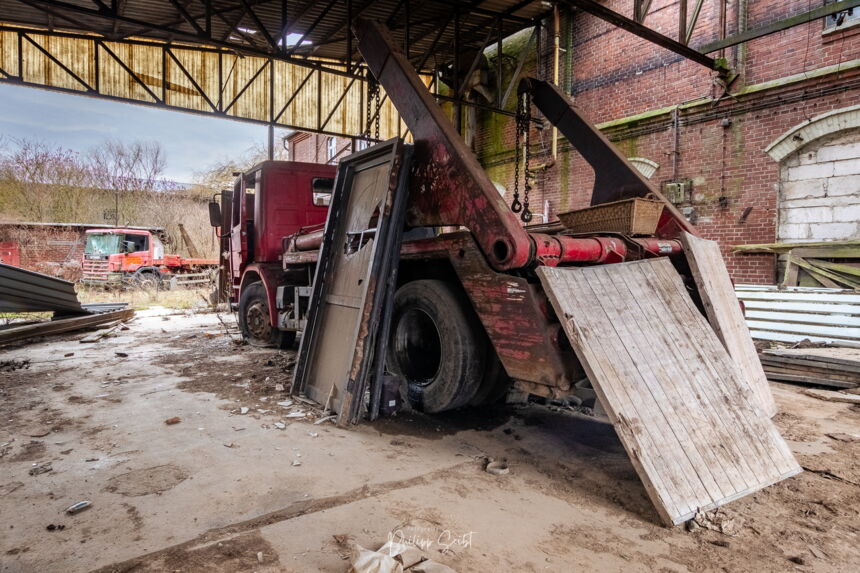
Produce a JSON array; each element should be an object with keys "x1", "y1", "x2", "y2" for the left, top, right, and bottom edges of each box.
[
  {"x1": 239, "y1": 281, "x2": 296, "y2": 349},
  {"x1": 469, "y1": 349, "x2": 512, "y2": 406},
  {"x1": 134, "y1": 271, "x2": 161, "y2": 290},
  {"x1": 387, "y1": 280, "x2": 485, "y2": 413}
]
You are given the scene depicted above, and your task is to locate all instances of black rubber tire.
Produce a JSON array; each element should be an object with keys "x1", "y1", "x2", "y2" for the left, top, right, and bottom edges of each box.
[
  {"x1": 134, "y1": 270, "x2": 162, "y2": 290},
  {"x1": 387, "y1": 280, "x2": 485, "y2": 413},
  {"x1": 468, "y1": 347, "x2": 512, "y2": 406},
  {"x1": 238, "y1": 281, "x2": 296, "y2": 349}
]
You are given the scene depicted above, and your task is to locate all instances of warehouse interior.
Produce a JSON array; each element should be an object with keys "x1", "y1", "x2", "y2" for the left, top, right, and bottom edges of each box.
[{"x1": 1, "y1": 1, "x2": 859, "y2": 572}]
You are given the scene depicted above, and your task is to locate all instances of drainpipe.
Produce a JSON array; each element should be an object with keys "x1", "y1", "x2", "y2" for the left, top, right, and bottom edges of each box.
[
  {"x1": 552, "y1": 3, "x2": 560, "y2": 159},
  {"x1": 736, "y1": 0, "x2": 749, "y2": 78}
]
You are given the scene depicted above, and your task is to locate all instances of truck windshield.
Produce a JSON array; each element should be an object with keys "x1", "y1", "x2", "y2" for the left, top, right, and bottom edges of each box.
[{"x1": 85, "y1": 233, "x2": 121, "y2": 255}]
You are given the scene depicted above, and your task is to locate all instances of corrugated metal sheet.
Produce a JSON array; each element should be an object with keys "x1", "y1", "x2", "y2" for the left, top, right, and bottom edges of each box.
[
  {"x1": 736, "y1": 284, "x2": 860, "y2": 346},
  {"x1": 0, "y1": 263, "x2": 86, "y2": 314}
]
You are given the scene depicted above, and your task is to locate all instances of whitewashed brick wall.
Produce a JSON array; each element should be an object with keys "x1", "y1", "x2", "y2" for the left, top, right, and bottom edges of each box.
[{"x1": 778, "y1": 128, "x2": 860, "y2": 242}]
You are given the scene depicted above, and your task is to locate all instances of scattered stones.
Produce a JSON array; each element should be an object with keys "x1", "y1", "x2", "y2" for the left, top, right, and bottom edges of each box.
[
  {"x1": 274, "y1": 422, "x2": 286, "y2": 430},
  {"x1": 239, "y1": 407, "x2": 249, "y2": 415}
]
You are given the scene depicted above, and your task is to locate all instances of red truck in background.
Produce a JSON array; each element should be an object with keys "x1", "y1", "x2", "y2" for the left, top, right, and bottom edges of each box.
[
  {"x1": 213, "y1": 161, "x2": 335, "y2": 348},
  {"x1": 81, "y1": 228, "x2": 217, "y2": 289}
]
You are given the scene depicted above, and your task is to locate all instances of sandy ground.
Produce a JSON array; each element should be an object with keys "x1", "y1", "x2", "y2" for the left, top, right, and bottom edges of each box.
[{"x1": 1, "y1": 309, "x2": 858, "y2": 572}]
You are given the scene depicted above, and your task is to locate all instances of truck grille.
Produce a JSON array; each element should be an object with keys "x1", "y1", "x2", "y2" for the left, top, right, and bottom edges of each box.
[{"x1": 81, "y1": 259, "x2": 110, "y2": 282}]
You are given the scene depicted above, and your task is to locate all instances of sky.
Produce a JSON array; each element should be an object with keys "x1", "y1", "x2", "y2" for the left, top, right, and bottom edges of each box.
[{"x1": 0, "y1": 83, "x2": 289, "y2": 185}]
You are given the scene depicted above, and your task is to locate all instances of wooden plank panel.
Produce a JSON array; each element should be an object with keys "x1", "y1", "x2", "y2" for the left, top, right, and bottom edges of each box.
[
  {"x1": 643, "y1": 261, "x2": 798, "y2": 475},
  {"x1": 537, "y1": 259, "x2": 801, "y2": 526},
  {"x1": 682, "y1": 233, "x2": 777, "y2": 417}
]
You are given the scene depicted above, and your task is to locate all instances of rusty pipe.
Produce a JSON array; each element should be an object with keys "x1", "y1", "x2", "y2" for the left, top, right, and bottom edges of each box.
[
  {"x1": 293, "y1": 229, "x2": 325, "y2": 251},
  {"x1": 631, "y1": 237, "x2": 683, "y2": 257},
  {"x1": 532, "y1": 234, "x2": 627, "y2": 266}
]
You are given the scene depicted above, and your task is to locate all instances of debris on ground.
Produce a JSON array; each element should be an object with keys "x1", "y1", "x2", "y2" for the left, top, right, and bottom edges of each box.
[
  {"x1": 347, "y1": 539, "x2": 457, "y2": 573},
  {"x1": 45, "y1": 524, "x2": 65, "y2": 531},
  {"x1": 688, "y1": 508, "x2": 743, "y2": 536},
  {"x1": 802, "y1": 388, "x2": 860, "y2": 404},
  {"x1": 65, "y1": 500, "x2": 92, "y2": 514},
  {"x1": 0, "y1": 359, "x2": 30, "y2": 372},
  {"x1": 164, "y1": 417, "x2": 181, "y2": 425},
  {"x1": 28, "y1": 462, "x2": 53, "y2": 476},
  {"x1": 485, "y1": 459, "x2": 509, "y2": 476},
  {"x1": 826, "y1": 432, "x2": 859, "y2": 442}
]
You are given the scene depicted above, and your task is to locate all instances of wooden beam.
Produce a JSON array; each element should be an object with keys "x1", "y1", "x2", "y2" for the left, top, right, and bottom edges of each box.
[{"x1": 0, "y1": 309, "x2": 134, "y2": 345}]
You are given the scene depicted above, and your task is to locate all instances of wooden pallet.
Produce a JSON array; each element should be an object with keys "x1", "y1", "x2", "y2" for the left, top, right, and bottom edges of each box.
[{"x1": 537, "y1": 259, "x2": 801, "y2": 526}]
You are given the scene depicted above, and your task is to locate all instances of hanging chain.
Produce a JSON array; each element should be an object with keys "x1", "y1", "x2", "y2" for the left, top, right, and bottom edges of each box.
[
  {"x1": 366, "y1": 76, "x2": 381, "y2": 141},
  {"x1": 512, "y1": 90, "x2": 533, "y2": 223},
  {"x1": 521, "y1": 88, "x2": 532, "y2": 223},
  {"x1": 374, "y1": 84, "x2": 381, "y2": 140},
  {"x1": 511, "y1": 93, "x2": 525, "y2": 214}
]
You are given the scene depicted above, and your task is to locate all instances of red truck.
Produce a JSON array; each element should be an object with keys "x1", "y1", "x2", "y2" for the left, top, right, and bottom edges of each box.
[
  {"x1": 210, "y1": 19, "x2": 700, "y2": 414},
  {"x1": 81, "y1": 228, "x2": 217, "y2": 289}
]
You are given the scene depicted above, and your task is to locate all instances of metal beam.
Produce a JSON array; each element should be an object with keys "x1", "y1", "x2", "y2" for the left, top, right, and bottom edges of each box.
[
  {"x1": 699, "y1": 0, "x2": 860, "y2": 53},
  {"x1": 166, "y1": 0, "x2": 207, "y2": 37},
  {"x1": 685, "y1": 0, "x2": 705, "y2": 45},
  {"x1": 560, "y1": 0, "x2": 718, "y2": 70}
]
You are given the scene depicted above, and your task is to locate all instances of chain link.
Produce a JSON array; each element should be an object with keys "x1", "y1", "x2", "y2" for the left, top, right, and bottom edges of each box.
[
  {"x1": 512, "y1": 91, "x2": 532, "y2": 223},
  {"x1": 366, "y1": 76, "x2": 381, "y2": 141},
  {"x1": 511, "y1": 93, "x2": 523, "y2": 214}
]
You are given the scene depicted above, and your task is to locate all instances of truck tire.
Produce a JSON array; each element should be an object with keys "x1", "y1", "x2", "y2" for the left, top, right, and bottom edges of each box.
[
  {"x1": 387, "y1": 280, "x2": 485, "y2": 413},
  {"x1": 469, "y1": 349, "x2": 512, "y2": 406},
  {"x1": 134, "y1": 270, "x2": 162, "y2": 290},
  {"x1": 238, "y1": 281, "x2": 296, "y2": 349}
]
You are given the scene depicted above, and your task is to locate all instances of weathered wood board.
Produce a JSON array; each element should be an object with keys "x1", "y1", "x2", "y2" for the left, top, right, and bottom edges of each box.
[
  {"x1": 681, "y1": 232, "x2": 778, "y2": 417},
  {"x1": 537, "y1": 259, "x2": 801, "y2": 526}
]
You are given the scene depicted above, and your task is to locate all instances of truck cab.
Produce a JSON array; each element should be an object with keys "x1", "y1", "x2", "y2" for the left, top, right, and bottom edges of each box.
[
  {"x1": 81, "y1": 228, "x2": 164, "y2": 286},
  {"x1": 216, "y1": 161, "x2": 335, "y2": 347}
]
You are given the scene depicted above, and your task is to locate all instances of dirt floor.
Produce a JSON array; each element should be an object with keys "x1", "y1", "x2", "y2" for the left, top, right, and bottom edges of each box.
[{"x1": 1, "y1": 308, "x2": 858, "y2": 572}]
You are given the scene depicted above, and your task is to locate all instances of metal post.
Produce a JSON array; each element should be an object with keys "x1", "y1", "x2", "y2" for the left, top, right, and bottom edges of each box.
[
  {"x1": 552, "y1": 4, "x2": 560, "y2": 159},
  {"x1": 678, "y1": 0, "x2": 687, "y2": 43},
  {"x1": 453, "y1": 9, "x2": 461, "y2": 134}
]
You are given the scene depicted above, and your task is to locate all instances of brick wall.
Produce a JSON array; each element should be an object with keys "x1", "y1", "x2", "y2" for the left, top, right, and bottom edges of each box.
[
  {"x1": 287, "y1": 132, "x2": 354, "y2": 164},
  {"x1": 474, "y1": 0, "x2": 860, "y2": 283},
  {"x1": 0, "y1": 224, "x2": 87, "y2": 280}
]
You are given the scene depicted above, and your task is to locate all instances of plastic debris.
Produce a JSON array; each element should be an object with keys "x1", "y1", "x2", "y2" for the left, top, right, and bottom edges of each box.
[{"x1": 65, "y1": 500, "x2": 92, "y2": 514}]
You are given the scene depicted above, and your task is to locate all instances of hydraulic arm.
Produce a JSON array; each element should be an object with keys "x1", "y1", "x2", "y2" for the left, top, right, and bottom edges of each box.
[{"x1": 352, "y1": 19, "x2": 694, "y2": 271}]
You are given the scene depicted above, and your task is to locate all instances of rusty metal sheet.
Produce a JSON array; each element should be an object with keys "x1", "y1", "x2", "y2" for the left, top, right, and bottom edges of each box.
[
  {"x1": 0, "y1": 263, "x2": 127, "y2": 316},
  {"x1": 292, "y1": 139, "x2": 411, "y2": 425}
]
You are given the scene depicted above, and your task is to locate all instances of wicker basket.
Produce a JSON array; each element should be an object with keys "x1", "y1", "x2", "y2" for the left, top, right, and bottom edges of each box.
[{"x1": 557, "y1": 197, "x2": 665, "y2": 236}]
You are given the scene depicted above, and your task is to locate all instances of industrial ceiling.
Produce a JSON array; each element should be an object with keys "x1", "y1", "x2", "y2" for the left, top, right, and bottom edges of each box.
[{"x1": 0, "y1": 1, "x2": 548, "y2": 71}]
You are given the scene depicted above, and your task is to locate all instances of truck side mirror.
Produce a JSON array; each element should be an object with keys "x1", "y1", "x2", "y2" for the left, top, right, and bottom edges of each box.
[{"x1": 208, "y1": 200, "x2": 222, "y2": 227}]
